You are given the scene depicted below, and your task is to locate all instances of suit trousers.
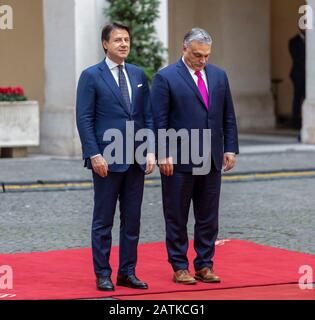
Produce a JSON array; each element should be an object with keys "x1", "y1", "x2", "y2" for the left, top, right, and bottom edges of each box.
[
  {"x1": 292, "y1": 79, "x2": 305, "y2": 130},
  {"x1": 91, "y1": 164, "x2": 144, "y2": 277},
  {"x1": 161, "y1": 164, "x2": 222, "y2": 272}
]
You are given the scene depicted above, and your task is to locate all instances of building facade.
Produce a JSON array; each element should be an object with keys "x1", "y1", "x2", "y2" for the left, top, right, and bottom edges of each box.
[{"x1": 0, "y1": 0, "x2": 314, "y2": 156}]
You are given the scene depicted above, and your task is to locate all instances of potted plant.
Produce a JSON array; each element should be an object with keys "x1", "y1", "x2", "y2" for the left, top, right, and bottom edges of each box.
[
  {"x1": 0, "y1": 87, "x2": 27, "y2": 102},
  {"x1": 0, "y1": 86, "x2": 40, "y2": 158}
]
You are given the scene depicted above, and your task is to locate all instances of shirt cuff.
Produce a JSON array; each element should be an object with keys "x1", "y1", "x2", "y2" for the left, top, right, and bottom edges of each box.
[
  {"x1": 224, "y1": 152, "x2": 236, "y2": 156},
  {"x1": 90, "y1": 154, "x2": 101, "y2": 159}
]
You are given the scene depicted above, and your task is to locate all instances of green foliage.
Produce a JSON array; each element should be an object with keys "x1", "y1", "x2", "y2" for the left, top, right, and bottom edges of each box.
[
  {"x1": 105, "y1": 0, "x2": 166, "y2": 82},
  {"x1": 0, "y1": 94, "x2": 27, "y2": 102}
]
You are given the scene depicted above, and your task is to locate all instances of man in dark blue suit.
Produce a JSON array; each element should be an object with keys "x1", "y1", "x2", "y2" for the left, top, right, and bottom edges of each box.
[
  {"x1": 76, "y1": 22, "x2": 155, "y2": 291},
  {"x1": 151, "y1": 28, "x2": 239, "y2": 285}
]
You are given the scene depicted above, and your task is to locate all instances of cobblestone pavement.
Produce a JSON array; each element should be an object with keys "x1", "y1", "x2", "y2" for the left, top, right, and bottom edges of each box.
[{"x1": 0, "y1": 146, "x2": 315, "y2": 255}]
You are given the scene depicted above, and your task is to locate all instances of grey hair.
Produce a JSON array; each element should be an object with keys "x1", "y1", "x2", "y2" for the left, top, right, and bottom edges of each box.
[{"x1": 183, "y1": 28, "x2": 212, "y2": 48}]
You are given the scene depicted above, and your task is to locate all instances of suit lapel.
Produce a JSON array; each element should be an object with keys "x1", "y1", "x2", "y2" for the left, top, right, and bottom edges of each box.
[
  {"x1": 176, "y1": 59, "x2": 208, "y2": 110},
  {"x1": 204, "y1": 64, "x2": 216, "y2": 111},
  {"x1": 98, "y1": 60, "x2": 130, "y2": 115}
]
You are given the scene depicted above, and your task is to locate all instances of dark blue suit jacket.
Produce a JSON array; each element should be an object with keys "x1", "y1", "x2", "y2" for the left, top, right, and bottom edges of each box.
[
  {"x1": 151, "y1": 59, "x2": 239, "y2": 171},
  {"x1": 76, "y1": 59, "x2": 154, "y2": 172}
]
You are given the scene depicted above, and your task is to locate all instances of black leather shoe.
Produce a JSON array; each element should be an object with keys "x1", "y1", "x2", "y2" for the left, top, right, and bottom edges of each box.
[
  {"x1": 96, "y1": 276, "x2": 114, "y2": 291},
  {"x1": 116, "y1": 274, "x2": 148, "y2": 289}
]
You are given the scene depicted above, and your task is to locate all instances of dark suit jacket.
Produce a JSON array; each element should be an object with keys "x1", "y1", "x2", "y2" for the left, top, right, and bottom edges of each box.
[
  {"x1": 76, "y1": 59, "x2": 154, "y2": 172},
  {"x1": 289, "y1": 33, "x2": 306, "y2": 84},
  {"x1": 151, "y1": 59, "x2": 239, "y2": 171}
]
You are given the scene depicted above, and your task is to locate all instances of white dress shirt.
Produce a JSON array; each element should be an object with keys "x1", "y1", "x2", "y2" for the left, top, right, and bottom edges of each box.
[
  {"x1": 182, "y1": 57, "x2": 208, "y2": 91},
  {"x1": 106, "y1": 57, "x2": 132, "y2": 100}
]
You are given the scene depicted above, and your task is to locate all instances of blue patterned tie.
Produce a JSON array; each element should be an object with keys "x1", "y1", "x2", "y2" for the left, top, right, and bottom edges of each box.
[{"x1": 118, "y1": 65, "x2": 131, "y2": 111}]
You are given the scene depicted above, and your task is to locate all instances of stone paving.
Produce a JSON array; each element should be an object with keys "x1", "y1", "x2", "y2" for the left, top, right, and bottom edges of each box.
[{"x1": 0, "y1": 137, "x2": 315, "y2": 255}]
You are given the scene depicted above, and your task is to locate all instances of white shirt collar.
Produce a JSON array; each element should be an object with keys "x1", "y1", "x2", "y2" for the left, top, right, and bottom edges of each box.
[
  {"x1": 105, "y1": 56, "x2": 125, "y2": 70},
  {"x1": 181, "y1": 57, "x2": 206, "y2": 76}
]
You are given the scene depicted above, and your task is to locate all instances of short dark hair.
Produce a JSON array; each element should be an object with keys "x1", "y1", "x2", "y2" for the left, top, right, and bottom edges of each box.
[{"x1": 101, "y1": 22, "x2": 131, "y2": 53}]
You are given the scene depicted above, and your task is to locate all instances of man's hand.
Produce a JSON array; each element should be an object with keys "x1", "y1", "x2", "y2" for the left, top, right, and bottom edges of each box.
[
  {"x1": 223, "y1": 153, "x2": 236, "y2": 172},
  {"x1": 91, "y1": 155, "x2": 108, "y2": 177},
  {"x1": 145, "y1": 153, "x2": 156, "y2": 175},
  {"x1": 159, "y1": 157, "x2": 174, "y2": 176}
]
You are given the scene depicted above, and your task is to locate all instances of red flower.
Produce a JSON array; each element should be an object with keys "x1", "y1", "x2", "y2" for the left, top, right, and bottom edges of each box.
[
  {"x1": 0, "y1": 87, "x2": 9, "y2": 94},
  {"x1": 13, "y1": 87, "x2": 24, "y2": 96},
  {"x1": 0, "y1": 86, "x2": 25, "y2": 96}
]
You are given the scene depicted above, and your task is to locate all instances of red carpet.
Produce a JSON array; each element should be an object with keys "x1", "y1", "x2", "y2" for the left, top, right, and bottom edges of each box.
[
  {"x1": 0, "y1": 239, "x2": 314, "y2": 300},
  {"x1": 117, "y1": 284, "x2": 315, "y2": 300}
]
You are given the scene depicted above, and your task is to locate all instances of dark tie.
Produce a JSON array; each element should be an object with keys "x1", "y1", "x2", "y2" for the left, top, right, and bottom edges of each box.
[{"x1": 118, "y1": 64, "x2": 131, "y2": 110}]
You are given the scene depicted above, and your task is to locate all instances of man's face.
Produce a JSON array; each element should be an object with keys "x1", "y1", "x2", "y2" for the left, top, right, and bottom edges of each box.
[
  {"x1": 183, "y1": 41, "x2": 212, "y2": 71},
  {"x1": 103, "y1": 28, "x2": 130, "y2": 63}
]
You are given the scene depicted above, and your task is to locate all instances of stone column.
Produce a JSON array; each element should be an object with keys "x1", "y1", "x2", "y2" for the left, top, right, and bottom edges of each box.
[
  {"x1": 41, "y1": 0, "x2": 105, "y2": 156},
  {"x1": 155, "y1": 0, "x2": 169, "y2": 64},
  {"x1": 219, "y1": 0, "x2": 275, "y2": 130},
  {"x1": 302, "y1": 0, "x2": 315, "y2": 144}
]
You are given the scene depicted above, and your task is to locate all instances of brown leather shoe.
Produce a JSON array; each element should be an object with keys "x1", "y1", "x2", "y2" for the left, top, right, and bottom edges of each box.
[
  {"x1": 195, "y1": 267, "x2": 221, "y2": 283},
  {"x1": 173, "y1": 270, "x2": 197, "y2": 285}
]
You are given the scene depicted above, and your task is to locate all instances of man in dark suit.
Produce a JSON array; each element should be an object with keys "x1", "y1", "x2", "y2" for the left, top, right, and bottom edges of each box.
[
  {"x1": 289, "y1": 29, "x2": 306, "y2": 130},
  {"x1": 151, "y1": 28, "x2": 239, "y2": 285},
  {"x1": 76, "y1": 22, "x2": 155, "y2": 291}
]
